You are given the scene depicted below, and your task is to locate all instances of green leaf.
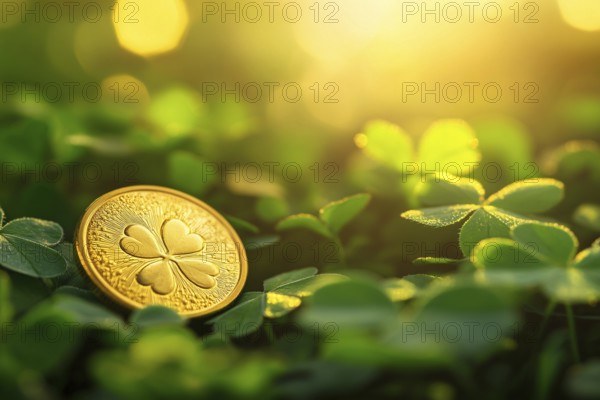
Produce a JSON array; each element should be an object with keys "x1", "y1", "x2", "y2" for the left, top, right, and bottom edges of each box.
[
  {"x1": 54, "y1": 286, "x2": 96, "y2": 301},
  {"x1": 401, "y1": 204, "x2": 478, "y2": 227},
  {"x1": 402, "y1": 274, "x2": 441, "y2": 289},
  {"x1": 8, "y1": 305, "x2": 81, "y2": 373},
  {"x1": 226, "y1": 215, "x2": 260, "y2": 234},
  {"x1": 52, "y1": 243, "x2": 88, "y2": 289},
  {"x1": 414, "y1": 175, "x2": 484, "y2": 206},
  {"x1": 276, "y1": 214, "x2": 332, "y2": 238},
  {"x1": 0, "y1": 217, "x2": 63, "y2": 246},
  {"x1": 243, "y1": 235, "x2": 280, "y2": 251},
  {"x1": 209, "y1": 292, "x2": 265, "y2": 338},
  {"x1": 382, "y1": 278, "x2": 417, "y2": 302},
  {"x1": 418, "y1": 119, "x2": 480, "y2": 175},
  {"x1": 265, "y1": 274, "x2": 347, "y2": 318},
  {"x1": 413, "y1": 284, "x2": 518, "y2": 354},
  {"x1": 574, "y1": 204, "x2": 600, "y2": 231},
  {"x1": 263, "y1": 267, "x2": 318, "y2": 291},
  {"x1": 269, "y1": 274, "x2": 347, "y2": 298},
  {"x1": 574, "y1": 246, "x2": 600, "y2": 270},
  {"x1": 0, "y1": 206, "x2": 5, "y2": 228},
  {"x1": 319, "y1": 193, "x2": 371, "y2": 234},
  {"x1": 542, "y1": 268, "x2": 600, "y2": 304},
  {"x1": 130, "y1": 305, "x2": 184, "y2": 328},
  {"x1": 472, "y1": 238, "x2": 549, "y2": 285},
  {"x1": 355, "y1": 120, "x2": 414, "y2": 171},
  {"x1": 413, "y1": 257, "x2": 463, "y2": 265},
  {"x1": 168, "y1": 151, "x2": 214, "y2": 195},
  {"x1": 255, "y1": 197, "x2": 289, "y2": 222},
  {"x1": 264, "y1": 292, "x2": 304, "y2": 318},
  {"x1": 0, "y1": 235, "x2": 66, "y2": 278},
  {"x1": 459, "y1": 208, "x2": 511, "y2": 257},
  {"x1": 485, "y1": 179, "x2": 564, "y2": 214},
  {"x1": 483, "y1": 206, "x2": 533, "y2": 228},
  {"x1": 546, "y1": 141, "x2": 600, "y2": 182},
  {"x1": 51, "y1": 295, "x2": 124, "y2": 328},
  {"x1": 0, "y1": 271, "x2": 12, "y2": 323},
  {"x1": 511, "y1": 223, "x2": 578, "y2": 267},
  {"x1": 299, "y1": 280, "x2": 396, "y2": 329}
]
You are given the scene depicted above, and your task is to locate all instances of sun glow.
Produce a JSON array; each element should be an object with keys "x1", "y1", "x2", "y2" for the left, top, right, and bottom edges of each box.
[{"x1": 112, "y1": 0, "x2": 189, "y2": 57}]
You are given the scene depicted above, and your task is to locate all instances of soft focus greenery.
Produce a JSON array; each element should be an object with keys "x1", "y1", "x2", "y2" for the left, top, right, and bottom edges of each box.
[{"x1": 2, "y1": 0, "x2": 600, "y2": 399}]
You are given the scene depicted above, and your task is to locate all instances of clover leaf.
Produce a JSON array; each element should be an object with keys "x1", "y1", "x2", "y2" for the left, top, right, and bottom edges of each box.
[
  {"x1": 0, "y1": 210, "x2": 66, "y2": 278},
  {"x1": 401, "y1": 175, "x2": 564, "y2": 259},
  {"x1": 544, "y1": 140, "x2": 600, "y2": 183},
  {"x1": 355, "y1": 119, "x2": 480, "y2": 177},
  {"x1": 405, "y1": 283, "x2": 519, "y2": 356},
  {"x1": 130, "y1": 305, "x2": 185, "y2": 329},
  {"x1": 574, "y1": 204, "x2": 600, "y2": 231},
  {"x1": 473, "y1": 222, "x2": 600, "y2": 304},
  {"x1": 382, "y1": 274, "x2": 441, "y2": 302},
  {"x1": 276, "y1": 214, "x2": 333, "y2": 238},
  {"x1": 277, "y1": 193, "x2": 371, "y2": 239},
  {"x1": 226, "y1": 215, "x2": 260, "y2": 234},
  {"x1": 298, "y1": 280, "x2": 397, "y2": 329},
  {"x1": 209, "y1": 267, "x2": 346, "y2": 338}
]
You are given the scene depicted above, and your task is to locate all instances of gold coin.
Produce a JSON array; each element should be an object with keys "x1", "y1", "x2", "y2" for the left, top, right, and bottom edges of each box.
[{"x1": 75, "y1": 185, "x2": 247, "y2": 317}]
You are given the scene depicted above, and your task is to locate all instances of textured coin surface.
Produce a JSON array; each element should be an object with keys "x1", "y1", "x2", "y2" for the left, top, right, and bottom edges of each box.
[{"x1": 76, "y1": 186, "x2": 247, "y2": 317}]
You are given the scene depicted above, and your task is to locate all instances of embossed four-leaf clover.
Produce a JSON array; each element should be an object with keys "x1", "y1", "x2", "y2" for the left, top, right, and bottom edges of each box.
[{"x1": 120, "y1": 219, "x2": 219, "y2": 295}]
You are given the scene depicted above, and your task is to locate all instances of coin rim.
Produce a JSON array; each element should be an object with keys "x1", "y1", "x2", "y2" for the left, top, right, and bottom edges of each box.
[{"x1": 75, "y1": 185, "x2": 248, "y2": 318}]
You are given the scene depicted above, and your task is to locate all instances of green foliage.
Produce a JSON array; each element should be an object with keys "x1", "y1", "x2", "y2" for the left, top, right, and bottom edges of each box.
[
  {"x1": 401, "y1": 175, "x2": 565, "y2": 258},
  {"x1": 210, "y1": 267, "x2": 346, "y2": 337},
  {"x1": 0, "y1": 211, "x2": 66, "y2": 278},
  {"x1": 357, "y1": 119, "x2": 480, "y2": 176},
  {"x1": 91, "y1": 326, "x2": 283, "y2": 398},
  {"x1": 298, "y1": 280, "x2": 397, "y2": 329},
  {"x1": 130, "y1": 305, "x2": 185, "y2": 328},
  {"x1": 277, "y1": 213, "x2": 333, "y2": 238},
  {"x1": 574, "y1": 204, "x2": 600, "y2": 231},
  {"x1": 277, "y1": 193, "x2": 371, "y2": 239},
  {"x1": 473, "y1": 223, "x2": 600, "y2": 303}
]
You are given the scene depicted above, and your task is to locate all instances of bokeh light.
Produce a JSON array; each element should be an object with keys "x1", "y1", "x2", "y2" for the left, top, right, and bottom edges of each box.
[
  {"x1": 557, "y1": 0, "x2": 600, "y2": 31},
  {"x1": 113, "y1": 0, "x2": 189, "y2": 57}
]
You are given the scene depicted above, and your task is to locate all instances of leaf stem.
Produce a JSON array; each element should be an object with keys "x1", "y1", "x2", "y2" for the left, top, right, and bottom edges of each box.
[
  {"x1": 535, "y1": 299, "x2": 557, "y2": 347},
  {"x1": 507, "y1": 299, "x2": 557, "y2": 392},
  {"x1": 565, "y1": 303, "x2": 581, "y2": 363},
  {"x1": 263, "y1": 322, "x2": 275, "y2": 344}
]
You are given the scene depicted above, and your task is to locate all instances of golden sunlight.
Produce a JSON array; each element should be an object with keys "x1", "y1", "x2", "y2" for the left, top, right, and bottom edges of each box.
[
  {"x1": 557, "y1": 0, "x2": 600, "y2": 32},
  {"x1": 112, "y1": 0, "x2": 189, "y2": 57}
]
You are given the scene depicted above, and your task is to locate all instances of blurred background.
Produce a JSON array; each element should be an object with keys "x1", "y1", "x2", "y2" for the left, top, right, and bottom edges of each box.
[{"x1": 1, "y1": 0, "x2": 600, "y2": 286}]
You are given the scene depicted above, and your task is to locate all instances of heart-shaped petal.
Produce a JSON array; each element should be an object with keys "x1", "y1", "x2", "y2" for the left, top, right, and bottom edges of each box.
[
  {"x1": 177, "y1": 259, "x2": 219, "y2": 289},
  {"x1": 161, "y1": 219, "x2": 204, "y2": 255},
  {"x1": 120, "y1": 224, "x2": 162, "y2": 258},
  {"x1": 137, "y1": 259, "x2": 175, "y2": 295}
]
